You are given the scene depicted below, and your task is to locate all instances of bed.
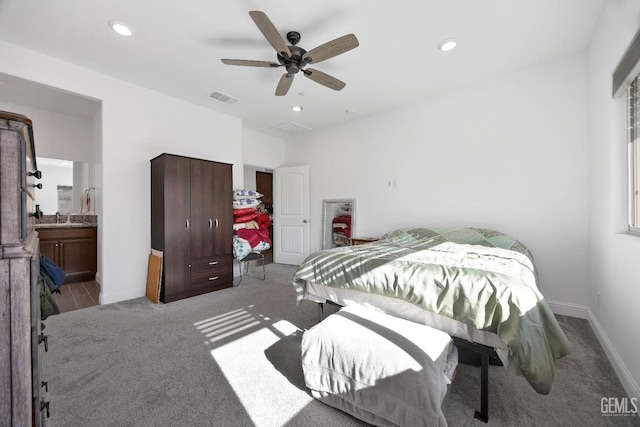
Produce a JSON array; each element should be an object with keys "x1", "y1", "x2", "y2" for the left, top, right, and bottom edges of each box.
[{"x1": 292, "y1": 227, "x2": 571, "y2": 421}]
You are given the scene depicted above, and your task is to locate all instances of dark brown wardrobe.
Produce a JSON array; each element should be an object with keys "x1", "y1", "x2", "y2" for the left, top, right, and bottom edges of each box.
[{"x1": 151, "y1": 153, "x2": 233, "y2": 302}]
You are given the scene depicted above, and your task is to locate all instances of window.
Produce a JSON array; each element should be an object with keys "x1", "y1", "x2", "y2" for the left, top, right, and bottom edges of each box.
[
  {"x1": 614, "y1": 28, "x2": 640, "y2": 234},
  {"x1": 630, "y1": 76, "x2": 640, "y2": 233}
]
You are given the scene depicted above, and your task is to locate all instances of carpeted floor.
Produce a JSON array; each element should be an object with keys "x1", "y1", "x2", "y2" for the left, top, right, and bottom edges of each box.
[{"x1": 41, "y1": 263, "x2": 639, "y2": 426}]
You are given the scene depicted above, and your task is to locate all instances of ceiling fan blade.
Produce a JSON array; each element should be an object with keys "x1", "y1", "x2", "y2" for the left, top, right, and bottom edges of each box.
[
  {"x1": 302, "y1": 34, "x2": 359, "y2": 64},
  {"x1": 303, "y1": 68, "x2": 346, "y2": 91},
  {"x1": 249, "y1": 11, "x2": 292, "y2": 58},
  {"x1": 221, "y1": 59, "x2": 280, "y2": 67},
  {"x1": 275, "y1": 73, "x2": 295, "y2": 96}
]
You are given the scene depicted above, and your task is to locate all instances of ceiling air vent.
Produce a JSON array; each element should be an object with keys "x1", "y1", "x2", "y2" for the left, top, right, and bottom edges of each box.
[
  {"x1": 270, "y1": 121, "x2": 312, "y2": 135},
  {"x1": 209, "y1": 91, "x2": 239, "y2": 105}
]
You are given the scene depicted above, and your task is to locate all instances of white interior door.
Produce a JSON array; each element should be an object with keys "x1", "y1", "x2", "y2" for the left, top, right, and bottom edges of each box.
[{"x1": 274, "y1": 165, "x2": 309, "y2": 265}]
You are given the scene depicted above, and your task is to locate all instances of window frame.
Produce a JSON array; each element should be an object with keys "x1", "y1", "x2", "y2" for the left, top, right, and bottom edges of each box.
[{"x1": 629, "y1": 75, "x2": 640, "y2": 235}]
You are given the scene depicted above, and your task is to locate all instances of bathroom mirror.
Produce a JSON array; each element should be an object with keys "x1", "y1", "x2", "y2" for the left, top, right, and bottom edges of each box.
[
  {"x1": 36, "y1": 157, "x2": 91, "y2": 214},
  {"x1": 322, "y1": 198, "x2": 356, "y2": 249}
]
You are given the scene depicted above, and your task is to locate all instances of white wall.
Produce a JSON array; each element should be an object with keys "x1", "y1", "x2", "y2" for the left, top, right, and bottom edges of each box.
[
  {"x1": 0, "y1": 101, "x2": 95, "y2": 162},
  {"x1": 587, "y1": 0, "x2": 640, "y2": 401},
  {"x1": 285, "y1": 52, "x2": 590, "y2": 313},
  {"x1": 0, "y1": 40, "x2": 243, "y2": 304},
  {"x1": 242, "y1": 128, "x2": 286, "y2": 170}
]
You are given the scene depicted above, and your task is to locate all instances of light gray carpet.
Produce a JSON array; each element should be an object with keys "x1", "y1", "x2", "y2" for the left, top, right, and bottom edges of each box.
[{"x1": 41, "y1": 263, "x2": 639, "y2": 427}]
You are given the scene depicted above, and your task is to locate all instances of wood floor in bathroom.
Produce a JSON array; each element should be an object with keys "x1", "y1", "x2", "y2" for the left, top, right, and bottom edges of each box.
[{"x1": 53, "y1": 280, "x2": 100, "y2": 313}]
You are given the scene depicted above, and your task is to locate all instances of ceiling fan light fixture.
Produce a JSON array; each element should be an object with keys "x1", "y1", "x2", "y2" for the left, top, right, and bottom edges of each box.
[
  {"x1": 438, "y1": 38, "x2": 457, "y2": 52},
  {"x1": 292, "y1": 92, "x2": 304, "y2": 112},
  {"x1": 109, "y1": 20, "x2": 133, "y2": 37}
]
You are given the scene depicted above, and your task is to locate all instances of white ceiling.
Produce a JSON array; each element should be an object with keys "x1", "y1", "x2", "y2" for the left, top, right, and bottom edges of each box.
[{"x1": 0, "y1": 0, "x2": 605, "y2": 137}]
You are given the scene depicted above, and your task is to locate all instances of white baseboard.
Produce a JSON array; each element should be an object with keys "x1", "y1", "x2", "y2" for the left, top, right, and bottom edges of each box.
[
  {"x1": 549, "y1": 301, "x2": 640, "y2": 400},
  {"x1": 547, "y1": 299, "x2": 588, "y2": 319},
  {"x1": 587, "y1": 309, "x2": 640, "y2": 401},
  {"x1": 93, "y1": 273, "x2": 146, "y2": 304},
  {"x1": 99, "y1": 287, "x2": 146, "y2": 305}
]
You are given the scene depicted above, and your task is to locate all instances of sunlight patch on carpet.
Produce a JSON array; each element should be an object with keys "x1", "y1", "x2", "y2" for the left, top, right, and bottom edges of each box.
[
  {"x1": 194, "y1": 307, "x2": 261, "y2": 344},
  {"x1": 209, "y1": 326, "x2": 313, "y2": 426}
]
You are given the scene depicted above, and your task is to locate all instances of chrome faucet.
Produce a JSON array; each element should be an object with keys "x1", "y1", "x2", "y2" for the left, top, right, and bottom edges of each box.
[
  {"x1": 55, "y1": 211, "x2": 60, "y2": 224},
  {"x1": 66, "y1": 211, "x2": 71, "y2": 223}
]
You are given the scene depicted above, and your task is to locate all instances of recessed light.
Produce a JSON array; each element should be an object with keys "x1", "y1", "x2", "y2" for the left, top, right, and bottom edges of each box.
[
  {"x1": 109, "y1": 20, "x2": 133, "y2": 37},
  {"x1": 438, "y1": 38, "x2": 457, "y2": 52}
]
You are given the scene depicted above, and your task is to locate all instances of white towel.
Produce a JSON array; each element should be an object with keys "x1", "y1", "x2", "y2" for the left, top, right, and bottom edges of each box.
[{"x1": 81, "y1": 192, "x2": 90, "y2": 214}]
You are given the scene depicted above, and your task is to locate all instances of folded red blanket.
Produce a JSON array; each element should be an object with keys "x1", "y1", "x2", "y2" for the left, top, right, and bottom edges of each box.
[
  {"x1": 236, "y1": 228, "x2": 271, "y2": 248},
  {"x1": 333, "y1": 215, "x2": 351, "y2": 226}
]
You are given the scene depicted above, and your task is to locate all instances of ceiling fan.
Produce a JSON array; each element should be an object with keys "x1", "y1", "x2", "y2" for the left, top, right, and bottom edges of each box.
[{"x1": 221, "y1": 11, "x2": 359, "y2": 96}]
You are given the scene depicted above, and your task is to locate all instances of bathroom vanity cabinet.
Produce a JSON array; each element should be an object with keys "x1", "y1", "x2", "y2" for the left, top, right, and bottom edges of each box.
[{"x1": 37, "y1": 226, "x2": 97, "y2": 283}]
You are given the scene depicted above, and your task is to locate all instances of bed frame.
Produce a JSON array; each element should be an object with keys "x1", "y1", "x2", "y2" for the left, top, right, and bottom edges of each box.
[{"x1": 317, "y1": 301, "x2": 494, "y2": 423}]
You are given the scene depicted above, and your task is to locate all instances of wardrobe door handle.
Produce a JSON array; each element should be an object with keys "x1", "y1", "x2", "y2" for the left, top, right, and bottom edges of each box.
[
  {"x1": 209, "y1": 219, "x2": 212, "y2": 228},
  {"x1": 186, "y1": 219, "x2": 189, "y2": 229},
  {"x1": 214, "y1": 219, "x2": 219, "y2": 228}
]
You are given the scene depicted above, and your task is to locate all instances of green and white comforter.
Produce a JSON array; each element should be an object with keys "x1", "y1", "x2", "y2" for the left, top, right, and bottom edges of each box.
[{"x1": 293, "y1": 227, "x2": 571, "y2": 394}]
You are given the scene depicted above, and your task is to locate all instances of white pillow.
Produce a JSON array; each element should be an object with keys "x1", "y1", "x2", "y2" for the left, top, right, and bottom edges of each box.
[
  {"x1": 233, "y1": 189, "x2": 263, "y2": 200},
  {"x1": 232, "y1": 198, "x2": 262, "y2": 208}
]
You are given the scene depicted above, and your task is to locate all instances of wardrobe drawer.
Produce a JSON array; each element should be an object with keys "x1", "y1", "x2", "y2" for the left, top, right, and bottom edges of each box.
[{"x1": 191, "y1": 257, "x2": 232, "y2": 288}]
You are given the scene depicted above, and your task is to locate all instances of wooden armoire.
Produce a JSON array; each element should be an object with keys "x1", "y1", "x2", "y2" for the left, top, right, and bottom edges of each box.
[
  {"x1": 151, "y1": 153, "x2": 233, "y2": 302},
  {"x1": 0, "y1": 111, "x2": 48, "y2": 426}
]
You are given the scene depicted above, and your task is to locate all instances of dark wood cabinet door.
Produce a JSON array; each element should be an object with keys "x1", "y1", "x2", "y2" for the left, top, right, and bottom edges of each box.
[
  {"x1": 190, "y1": 159, "x2": 215, "y2": 260},
  {"x1": 39, "y1": 239, "x2": 58, "y2": 264},
  {"x1": 256, "y1": 171, "x2": 273, "y2": 204},
  {"x1": 212, "y1": 162, "x2": 233, "y2": 257},
  {"x1": 60, "y1": 237, "x2": 96, "y2": 282},
  {"x1": 163, "y1": 155, "x2": 191, "y2": 297}
]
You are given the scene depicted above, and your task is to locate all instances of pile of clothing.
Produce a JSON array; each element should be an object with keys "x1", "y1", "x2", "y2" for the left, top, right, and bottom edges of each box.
[
  {"x1": 330, "y1": 202, "x2": 353, "y2": 246},
  {"x1": 232, "y1": 189, "x2": 271, "y2": 260},
  {"x1": 332, "y1": 214, "x2": 352, "y2": 246}
]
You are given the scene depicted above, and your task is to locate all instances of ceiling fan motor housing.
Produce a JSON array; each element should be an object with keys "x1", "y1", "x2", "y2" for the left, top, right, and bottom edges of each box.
[{"x1": 278, "y1": 45, "x2": 308, "y2": 75}]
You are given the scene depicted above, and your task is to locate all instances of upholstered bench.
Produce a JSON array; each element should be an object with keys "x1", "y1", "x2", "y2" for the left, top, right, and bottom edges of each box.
[{"x1": 301, "y1": 305, "x2": 457, "y2": 427}]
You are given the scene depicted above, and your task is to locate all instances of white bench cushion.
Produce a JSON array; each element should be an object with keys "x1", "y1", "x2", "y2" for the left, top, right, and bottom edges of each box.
[{"x1": 301, "y1": 305, "x2": 454, "y2": 427}]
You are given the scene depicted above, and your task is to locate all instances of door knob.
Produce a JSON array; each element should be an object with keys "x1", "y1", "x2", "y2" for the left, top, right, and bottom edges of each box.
[{"x1": 303, "y1": 219, "x2": 308, "y2": 223}]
